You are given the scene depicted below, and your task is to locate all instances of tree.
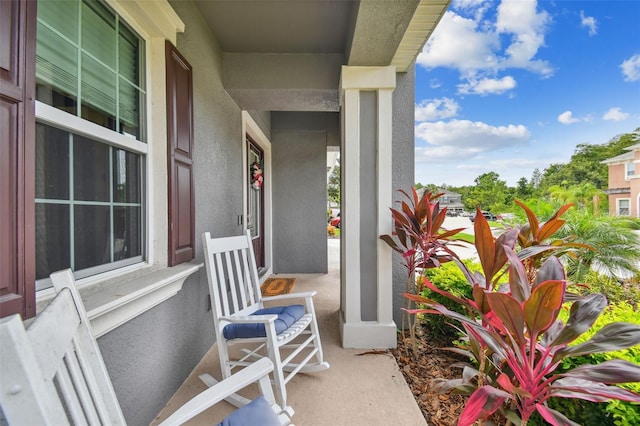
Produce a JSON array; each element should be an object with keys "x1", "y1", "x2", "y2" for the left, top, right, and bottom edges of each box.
[
  {"x1": 555, "y1": 210, "x2": 640, "y2": 282},
  {"x1": 515, "y1": 177, "x2": 533, "y2": 200},
  {"x1": 327, "y1": 164, "x2": 340, "y2": 205},
  {"x1": 464, "y1": 172, "x2": 510, "y2": 212},
  {"x1": 540, "y1": 129, "x2": 640, "y2": 192},
  {"x1": 530, "y1": 168, "x2": 542, "y2": 189}
]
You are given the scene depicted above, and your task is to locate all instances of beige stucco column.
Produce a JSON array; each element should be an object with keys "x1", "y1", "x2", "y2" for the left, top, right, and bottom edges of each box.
[{"x1": 339, "y1": 66, "x2": 397, "y2": 348}]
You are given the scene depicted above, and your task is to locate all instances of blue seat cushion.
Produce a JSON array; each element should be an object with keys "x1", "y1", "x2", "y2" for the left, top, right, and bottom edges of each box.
[
  {"x1": 223, "y1": 305, "x2": 305, "y2": 339},
  {"x1": 217, "y1": 395, "x2": 281, "y2": 426}
]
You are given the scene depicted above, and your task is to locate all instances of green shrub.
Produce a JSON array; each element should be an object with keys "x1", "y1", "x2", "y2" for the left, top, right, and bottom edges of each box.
[
  {"x1": 530, "y1": 301, "x2": 640, "y2": 425},
  {"x1": 576, "y1": 271, "x2": 640, "y2": 307},
  {"x1": 418, "y1": 260, "x2": 480, "y2": 339}
]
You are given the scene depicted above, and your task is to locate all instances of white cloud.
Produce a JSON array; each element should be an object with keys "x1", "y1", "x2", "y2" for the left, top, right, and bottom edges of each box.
[
  {"x1": 495, "y1": 0, "x2": 553, "y2": 76},
  {"x1": 417, "y1": 11, "x2": 500, "y2": 73},
  {"x1": 603, "y1": 107, "x2": 630, "y2": 121},
  {"x1": 557, "y1": 111, "x2": 581, "y2": 125},
  {"x1": 458, "y1": 75, "x2": 517, "y2": 95},
  {"x1": 417, "y1": 0, "x2": 553, "y2": 97},
  {"x1": 415, "y1": 98, "x2": 460, "y2": 121},
  {"x1": 580, "y1": 11, "x2": 597, "y2": 36},
  {"x1": 621, "y1": 54, "x2": 640, "y2": 82},
  {"x1": 415, "y1": 119, "x2": 530, "y2": 162}
]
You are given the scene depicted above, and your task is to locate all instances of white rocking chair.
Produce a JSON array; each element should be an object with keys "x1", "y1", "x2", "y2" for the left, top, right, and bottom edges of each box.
[
  {"x1": 0, "y1": 269, "x2": 292, "y2": 426},
  {"x1": 201, "y1": 231, "x2": 329, "y2": 410}
]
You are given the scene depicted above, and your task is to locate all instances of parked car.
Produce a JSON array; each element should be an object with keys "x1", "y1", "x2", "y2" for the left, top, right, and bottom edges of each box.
[
  {"x1": 329, "y1": 213, "x2": 341, "y2": 228},
  {"x1": 470, "y1": 211, "x2": 497, "y2": 222}
]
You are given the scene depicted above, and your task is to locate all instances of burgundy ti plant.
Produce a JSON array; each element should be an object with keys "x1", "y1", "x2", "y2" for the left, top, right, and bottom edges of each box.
[
  {"x1": 380, "y1": 188, "x2": 466, "y2": 352},
  {"x1": 405, "y1": 207, "x2": 640, "y2": 425}
]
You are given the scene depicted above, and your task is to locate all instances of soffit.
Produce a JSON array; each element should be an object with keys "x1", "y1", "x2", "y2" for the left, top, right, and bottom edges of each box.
[
  {"x1": 192, "y1": 0, "x2": 355, "y2": 54},
  {"x1": 190, "y1": 0, "x2": 450, "y2": 111}
]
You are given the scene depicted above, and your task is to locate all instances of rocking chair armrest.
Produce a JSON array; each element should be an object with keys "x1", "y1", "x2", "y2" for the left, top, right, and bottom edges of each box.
[
  {"x1": 157, "y1": 358, "x2": 275, "y2": 426},
  {"x1": 221, "y1": 314, "x2": 278, "y2": 323},
  {"x1": 262, "y1": 290, "x2": 317, "y2": 302}
]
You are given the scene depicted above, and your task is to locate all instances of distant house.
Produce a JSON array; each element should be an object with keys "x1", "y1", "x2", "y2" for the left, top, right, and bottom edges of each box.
[
  {"x1": 420, "y1": 188, "x2": 465, "y2": 213},
  {"x1": 602, "y1": 144, "x2": 640, "y2": 216}
]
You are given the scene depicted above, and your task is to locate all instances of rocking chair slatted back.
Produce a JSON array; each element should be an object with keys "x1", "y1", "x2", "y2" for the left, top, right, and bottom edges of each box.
[
  {"x1": 206, "y1": 232, "x2": 262, "y2": 320},
  {"x1": 0, "y1": 285, "x2": 126, "y2": 425}
]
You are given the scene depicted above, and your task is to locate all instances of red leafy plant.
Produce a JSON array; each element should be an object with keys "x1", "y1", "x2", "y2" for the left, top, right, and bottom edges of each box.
[
  {"x1": 406, "y1": 207, "x2": 640, "y2": 425},
  {"x1": 380, "y1": 188, "x2": 466, "y2": 353}
]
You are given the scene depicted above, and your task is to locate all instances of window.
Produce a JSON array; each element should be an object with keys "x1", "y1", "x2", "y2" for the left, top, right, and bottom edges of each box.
[
  {"x1": 35, "y1": 0, "x2": 146, "y2": 288},
  {"x1": 626, "y1": 162, "x2": 635, "y2": 178},
  {"x1": 617, "y1": 199, "x2": 630, "y2": 216}
]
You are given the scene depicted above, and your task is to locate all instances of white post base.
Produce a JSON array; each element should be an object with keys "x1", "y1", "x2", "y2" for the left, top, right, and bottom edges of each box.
[{"x1": 339, "y1": 312, "x2": 397, "y2": 349}]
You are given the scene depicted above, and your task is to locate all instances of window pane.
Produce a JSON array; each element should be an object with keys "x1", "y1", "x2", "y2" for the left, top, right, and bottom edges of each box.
[
  {"x1": 114, "y1": 206, "x2": 141, "y2": 260},
  {"x1": 119, "y1": 79, "x2": 141, "y2": 138},
  {"x1": 36, "y1": 0, "x2": 145, "y2": 140},
  {"x1": 119, "y1": 24, "x2": 140, "y2": 84},
  {"x1": 74, "y1": 135, "x2": 110, "y2": 202},
  {"x1": 36, "y1": 204, "x2": 71, "y2": 280},
  {"x1": 81, "y1": 0, "x2": 115, "y2": 68},
  {"x1": 36, "y1": 22, "x2": 78, "y2": 113},
  {"x1": 74, "y1": 205, "x2": 110, "y2": 270},
  {"x1": 38, "y1": 0, "x2": 78, "y2": 42},
  {"x1": 81, "y1": 53, "x2": 116, "y2": 129},
  {"x1": 35, "y1": 123, "x2": 69, "y2": 200},
  {"x1": 113, "y1": 149, "x2": 140, "y2": 203}
]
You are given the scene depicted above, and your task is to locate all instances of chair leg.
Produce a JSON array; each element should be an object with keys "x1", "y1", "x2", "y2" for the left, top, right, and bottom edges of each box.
[
  {"x1": 265, "y1": 327, "x2": 288, "y2": 408},
  {"x1": 217, "y1": 338, "x2": 233, "y2": 380}
]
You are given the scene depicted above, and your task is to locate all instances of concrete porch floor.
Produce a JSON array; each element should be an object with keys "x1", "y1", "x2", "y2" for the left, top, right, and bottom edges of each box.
[{"x1": 152, "y1": 239, "x2": 426, "y2": 425}]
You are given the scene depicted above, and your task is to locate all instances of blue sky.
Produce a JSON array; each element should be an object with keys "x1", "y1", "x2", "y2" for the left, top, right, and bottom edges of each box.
[{"x1": 414, "y1": 0, "x2": 640, "y2": 187}]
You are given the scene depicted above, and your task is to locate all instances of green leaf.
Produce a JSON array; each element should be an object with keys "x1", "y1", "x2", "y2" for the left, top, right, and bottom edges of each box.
[
  {"x1": 524, "y1": 280, "x2": 565, "y2": 339},
  {"x1": 555, "y1": 322, "x2": 640, "y2": 360}
]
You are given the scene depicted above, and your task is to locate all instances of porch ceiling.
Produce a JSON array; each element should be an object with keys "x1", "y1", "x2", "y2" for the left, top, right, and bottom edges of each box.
[{"x1": 191, "y1": 0, "x2": 450, "y2": 112}]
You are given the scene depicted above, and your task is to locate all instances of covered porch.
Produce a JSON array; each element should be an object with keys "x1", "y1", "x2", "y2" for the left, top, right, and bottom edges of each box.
[{"x1": 152, "y1": 239, "x2": 427, "y2": 425}]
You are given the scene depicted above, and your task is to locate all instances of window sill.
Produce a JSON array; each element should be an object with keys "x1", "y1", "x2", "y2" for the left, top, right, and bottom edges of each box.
[{"x1": 36, "y1": 262, "x2": 202, "y2": 338}]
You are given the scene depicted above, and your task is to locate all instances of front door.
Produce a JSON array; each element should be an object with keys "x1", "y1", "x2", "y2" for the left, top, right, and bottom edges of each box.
[{"x1": 247, "y1": 137, "x2": 265, "y2": 269}]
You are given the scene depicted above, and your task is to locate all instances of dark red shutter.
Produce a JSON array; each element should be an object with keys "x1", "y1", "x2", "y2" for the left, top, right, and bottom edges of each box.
[
  {"x1": 0, "y1": 0, "x2": 36, "y2": 319},
  {"x1": 165, "y1": 41, "x2": 195, "y2": 266}
]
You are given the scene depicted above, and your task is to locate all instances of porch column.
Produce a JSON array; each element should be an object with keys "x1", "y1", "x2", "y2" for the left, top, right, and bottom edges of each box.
[{"x1": 339, "y1": 66, "x2": 396, "y2": 348}]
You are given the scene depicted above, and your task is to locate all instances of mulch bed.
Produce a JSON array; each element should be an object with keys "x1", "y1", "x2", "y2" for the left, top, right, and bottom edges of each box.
[{"x1": 390, "y1": 328, "x2": 468, "y2": 426}]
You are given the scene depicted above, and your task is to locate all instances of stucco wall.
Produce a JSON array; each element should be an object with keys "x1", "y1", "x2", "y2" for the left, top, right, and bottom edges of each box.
[
  {"x1": 96, "y1": 2, "x2": 246, "y2": 424},
  {"x1": 608, "y1": 163, "x2": 628, "y2": 189},
  {"x1": 271, "y1": 117, "x2": 329, "y2": 273},
  {"x1": 391, "y1": 65, "x2": 416, "y2": 327}
]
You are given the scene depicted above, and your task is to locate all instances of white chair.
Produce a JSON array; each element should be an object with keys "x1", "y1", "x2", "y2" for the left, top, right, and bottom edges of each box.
[
  {"x1": 201, "y1": 231, "x2": 329, "y2": 410},
  {"x1": 0, "y1": 269, "x2": 292, "y2": 426}
]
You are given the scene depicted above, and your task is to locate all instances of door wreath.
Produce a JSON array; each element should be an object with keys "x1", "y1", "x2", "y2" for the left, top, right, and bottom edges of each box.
[{"x1": 251, "y1": 161, "x2": 264, "y2": 190}]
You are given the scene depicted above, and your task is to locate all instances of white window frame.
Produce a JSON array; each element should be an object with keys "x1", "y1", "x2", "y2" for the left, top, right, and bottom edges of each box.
[
  {"x1": 34, "y1": 0, "x2": 149, "y2": 290},
  {"x1": 35, "y1": 0, "x2": 201, "y2": 338},
  {"x1": 617, "y1": 198, "x2": 631, "y2": 216},
  {"x1": 626, "y1": 161, "x2": 635, "y2": 179}
]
